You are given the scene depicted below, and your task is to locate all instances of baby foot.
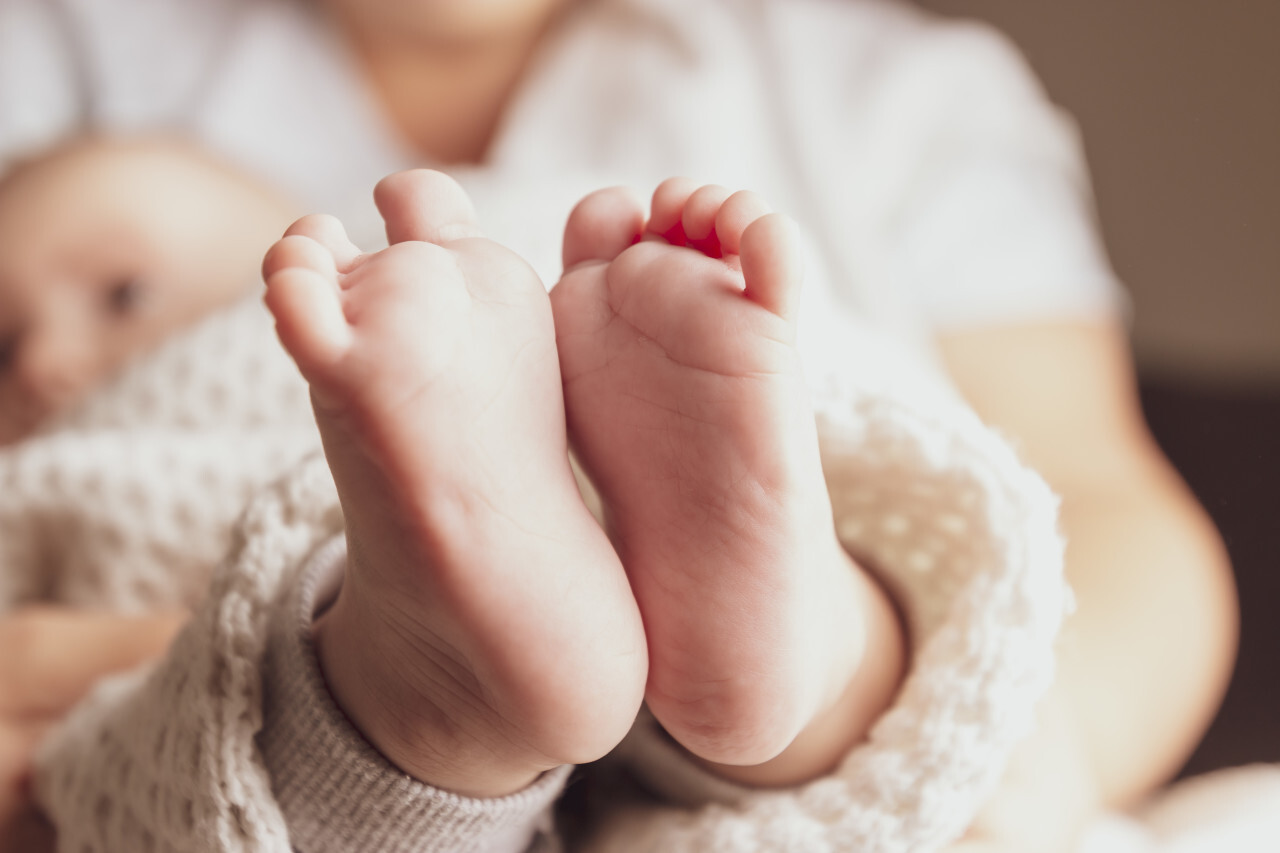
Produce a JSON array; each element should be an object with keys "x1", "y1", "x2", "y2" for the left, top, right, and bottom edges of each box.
[
  {"x1": 262, "y1": 170, "x2": 646, "y2": 796},
  {"x1": 552, "y1": 180, "x2": 899, "y2": 768}
]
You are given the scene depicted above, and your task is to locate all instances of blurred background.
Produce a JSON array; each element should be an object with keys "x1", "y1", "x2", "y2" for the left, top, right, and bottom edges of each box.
[{"x1": 915, "y1": 0, "x2": 1279, "y2": 776}]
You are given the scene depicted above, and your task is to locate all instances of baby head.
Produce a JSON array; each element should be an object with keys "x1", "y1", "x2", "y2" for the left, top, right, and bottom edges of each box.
[{"x1": 0, "y1": 136, "x2": 297, "y2": 445}]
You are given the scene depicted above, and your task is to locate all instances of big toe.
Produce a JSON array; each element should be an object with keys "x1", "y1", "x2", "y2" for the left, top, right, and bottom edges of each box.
[
  {"x1": 740, "y1": 213, "x2": 804, "y2": 322},
  {"x1": 374, "y1": 169, "x2": 482, "y2": 246},
  {"x1": 562, "y1": 186, "x2": 646, "y2": 271}
]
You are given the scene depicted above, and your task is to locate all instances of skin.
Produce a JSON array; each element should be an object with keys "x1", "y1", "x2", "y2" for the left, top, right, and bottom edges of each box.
[
  {"x1": 310, "y1": 3, "x2": 1237, "y2": 830},
  {"x1": 312, "y1": 0, "x2": 1238, "y2": 837},
  {"x1": 268, "y1": 171, "x2": 651, "y2": 797},
  {"x1": 552, "y1": 179, "x2": 904, "y2": 780},
  {"x1": 0, "y1": 607, "x2": 186, "y2": 850},
  {"x1": 321, "y1": 0, "x2": 575, "y2": 164},
  {"x1": 938, "y1": 322, "x2": 1236, "y2": 850},
  {"x1": 0, "y1": 137, "x2": 297, "y2": 445},
  {"x1": 0, "y1": 2, "x2": 1236, "y2": 850},
  {"x1": 0, "y1": 138, "x2": 294, "y2": 844},
  {"x1": 263, "y1": 170, "x2": 901, "y2": 797}
]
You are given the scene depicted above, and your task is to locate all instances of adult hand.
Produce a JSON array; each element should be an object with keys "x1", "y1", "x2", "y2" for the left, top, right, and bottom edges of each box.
[
  {"x1": 0, "y1": 805, "x2": 55, "y2": 853},
  {"x1": 0, "y1": 715, "x2": 50, "y2": 831},
  {"x1": 0, "y1": 606, "x2": 187, "y2": 828}
]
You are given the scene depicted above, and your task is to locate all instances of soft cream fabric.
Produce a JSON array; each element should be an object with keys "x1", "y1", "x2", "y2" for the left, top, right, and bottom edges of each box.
[
  {"x1": 0, "y1": 295, "x2": 318, "y2": 614},
  {"x1": 6, "y1": 2, "x2": 1265, "y2": 848},
  {"x1": 261, "y1": 536, "x2": 571, "y2": 853},
  {"x1": 35, "y1": 319, "x2": 1073, "y2": 850}
]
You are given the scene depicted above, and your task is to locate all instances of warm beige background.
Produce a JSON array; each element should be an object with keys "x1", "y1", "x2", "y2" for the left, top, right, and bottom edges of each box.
[{"x1": 916, "y1": 1, "x2": 1280, "y2": 387}]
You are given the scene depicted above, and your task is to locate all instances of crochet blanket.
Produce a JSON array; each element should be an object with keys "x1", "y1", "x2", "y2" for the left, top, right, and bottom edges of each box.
[
  {"x1": 17, "y1": 286, "x2": 1278, "y2": 851},
  {"x1": 0, "y1": 294, "x2": 319, "y2": 613},
  {"x1": 32, "y1": 289, "x2": 1076, "y2": 851}
]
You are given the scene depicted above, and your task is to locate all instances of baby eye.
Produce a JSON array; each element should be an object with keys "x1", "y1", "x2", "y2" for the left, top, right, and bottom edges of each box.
[{"x1": 105, "y1": 278, "x2": 146, "y2": 316}]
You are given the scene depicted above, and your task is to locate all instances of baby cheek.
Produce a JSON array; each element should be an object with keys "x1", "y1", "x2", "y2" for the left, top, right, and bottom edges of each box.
[{"x1": 13, "y1": 327, "x2": 107, "y2": 415}]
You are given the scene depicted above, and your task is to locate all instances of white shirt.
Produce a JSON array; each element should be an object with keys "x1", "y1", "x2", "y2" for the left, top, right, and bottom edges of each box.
[{"x1": 0, "y1": 0, "x2": 1124, "y2": 361}]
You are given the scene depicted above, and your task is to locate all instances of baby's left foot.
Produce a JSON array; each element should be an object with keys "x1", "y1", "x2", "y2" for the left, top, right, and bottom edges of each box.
[
  {"x1": 552, "y1": 180, "x2": 903, "y2": 772},
  {"x1": 262, "y1": 171, "x2": 647, "y2": 796}
]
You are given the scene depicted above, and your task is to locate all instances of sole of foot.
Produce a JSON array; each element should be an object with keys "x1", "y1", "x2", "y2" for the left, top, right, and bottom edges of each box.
[
  {"x1": 551, "y1": 178, "x2": 887, "y2": 767},
  {"x1": 263, "y1": 170, "x2": 647, "y2": 796}
]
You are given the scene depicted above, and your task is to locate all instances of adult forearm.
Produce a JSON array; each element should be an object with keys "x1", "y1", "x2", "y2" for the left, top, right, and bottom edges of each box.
[
  {"x1": 938, "y1": 320, "x2": 1239, "y2": 822},
  {"x1": 1051, "y1": 475, "x2": 1236, "y2": 806},
  {"x1": 951, "y1": 475, "x2": 1234, "y2": 852},
  {"x1": 0, "y1": 606, "x2": 188, "y2": 718},
  {"x1": 0, "y1": 606, "x2": 187, "y2": 842}
]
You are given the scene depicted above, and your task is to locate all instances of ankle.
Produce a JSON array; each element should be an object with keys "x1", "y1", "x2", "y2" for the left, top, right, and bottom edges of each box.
[
  {"x1": 312, "y1": 592, "x2": 552, "y2": 797},
  {"x1": 314, "y1": 532, "x2": 647, "y2": 794},
  {"x1": 693, "y1": 548, "x2": 905, "y2": 787}
]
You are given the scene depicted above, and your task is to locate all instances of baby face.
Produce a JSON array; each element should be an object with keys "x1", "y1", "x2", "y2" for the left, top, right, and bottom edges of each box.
[{"x1": 0, "y1": 139, "x2": 295, "y2": 445}]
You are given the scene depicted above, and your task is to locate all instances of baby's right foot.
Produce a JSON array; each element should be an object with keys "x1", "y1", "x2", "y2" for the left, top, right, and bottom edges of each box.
[
  {"x1": 262, "y1": 171, "x2": 647, "y2": 797},
  {"x1": 551, "y1": 181, "x2": 904, "y2": 773}
]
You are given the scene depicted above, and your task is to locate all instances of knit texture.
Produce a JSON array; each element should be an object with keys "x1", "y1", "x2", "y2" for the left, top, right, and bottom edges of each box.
[
  {"x1": 260, "y1": 536, "x2": 572, "y2": 853},
  {"x1": 597, "y1": 384, "x2": 1068, "y2": 852},
  {"x1": 21, "y1": 240, "x2": 1068, "y2": 852},
  {"x1": 35, "y1": 350, "x2": 1070, "y2": 852},
  {"x1": 35, "y1": 455, "x2": 568, "y2": 853},
  {"x1": 0, "y1": 294, "x2": 318, "y2": 612},
  {"x1": 36, "y1": 453, "x2": 340, "y2": 852}
]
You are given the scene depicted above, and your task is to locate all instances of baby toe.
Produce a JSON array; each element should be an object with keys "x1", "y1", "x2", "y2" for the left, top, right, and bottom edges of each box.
[
  {"x1": 562, "y1": 187, "x2": 646, "y2": 271},
  {"x1": 374, "y1": 169, "x2": 482, "y2": 246},
  {"x1": 739, "y1": 213, "x2": 804, "y2": 322},
  {"x1": 679, "y1": 185, "x2": 732, "y2": 257},
  {"x1": 714, "y1": 191, "x2": 773, "y2": 256},
  {"x1": 264, "y1": 265, "x2": 352, "y2": 389},
  {"x1": 647, "y1": 177, "x2": 700, "y2": 245}
]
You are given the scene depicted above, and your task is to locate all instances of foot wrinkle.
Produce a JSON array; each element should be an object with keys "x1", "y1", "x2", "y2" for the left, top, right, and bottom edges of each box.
[
  {"x1": 551, "y1": 181, "x2": 865, "y2": 771},
  {"x1": 461, "y1": 482, "x2": 555, "y2": 546},
  {"x1": 381, "y1": 604, "x2": 476, "y2": 683},
  {"x1": 610, "y1": 391, "x2": 732, "y2": 434},
  {"x1": 561, "y1": 258, "x2": 615, "y2": 277},
  {"x1": 435, "y1": 225, "x2": 482, "y2": 245},
  {"x1": 595, "y1": 311, "x2": 794, "y2": 381}
]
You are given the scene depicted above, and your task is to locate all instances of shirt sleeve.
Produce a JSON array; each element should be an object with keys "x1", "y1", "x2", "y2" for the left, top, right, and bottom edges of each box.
[
  {"x1": 0, "y1": 0, "x2": 84, "y2": 169},
  {"x1": 779, "y1": 2, "x2": 1129, "y2": 331},
  {"x1": 0, "y1": 0, "x2": 252, "y2": 170},
  {"x1": 874, "y1": 22, "x2": 1129, "y2": 330}
]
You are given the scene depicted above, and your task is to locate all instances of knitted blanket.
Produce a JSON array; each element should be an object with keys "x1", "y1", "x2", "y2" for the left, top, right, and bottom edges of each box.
[
  {"x1": 22, "y1": 287, "x2": 1277, "y2": 851},
  {"x1": 32, "y1": 291, "x2": 1076, "y2": 851},
  {"x1": 0, "y1": 294, "x2": 319, "y2": 613}
]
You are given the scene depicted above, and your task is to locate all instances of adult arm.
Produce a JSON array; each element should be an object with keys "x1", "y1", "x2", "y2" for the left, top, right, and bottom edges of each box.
[
  {"x1": 938, "y1": 319, "x2": 1237, "y2": 846},
  {"x1": 0, "y1": 607, "x2": 186, "y2": 851}
]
